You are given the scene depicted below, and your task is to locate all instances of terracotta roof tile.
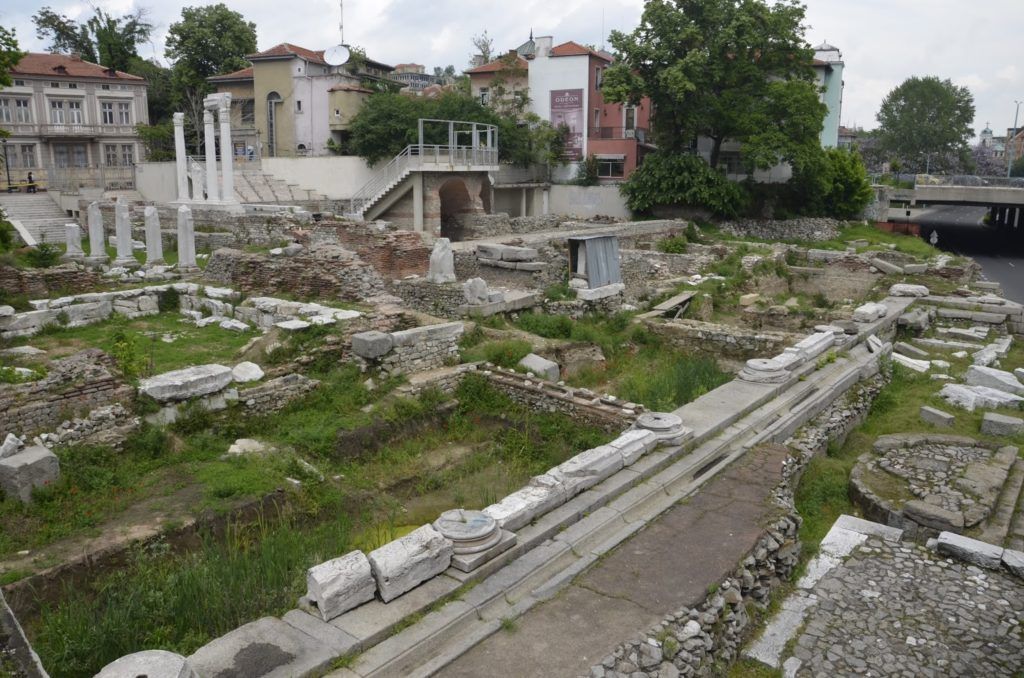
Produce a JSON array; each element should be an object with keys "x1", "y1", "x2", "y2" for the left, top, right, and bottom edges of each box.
[
  {"x1": 549, "y1": 41, "x2": 612, "y2": 62},
  {"x1": 247, "y1": 42, "x2": 328, "y2": 65},
  {"x1": 10, "y1": 52, "x2": 144, "y2": 81},
  {"x1": 208, "y1": 66, "x2": 253, "y2": 82},
  {"x1": 465, "y1": 55, "x2": 530, "y2": 75}
]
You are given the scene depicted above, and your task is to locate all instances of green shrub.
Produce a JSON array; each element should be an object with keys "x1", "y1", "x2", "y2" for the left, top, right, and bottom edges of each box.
[
  {"x1": 157, "y1": 287, "x2": 181, "y2": 314},
  {"x1": 656, "y1": 235, "x2": 688, "y2": 254},
  {"x1": 0, "y1": 219, "x2": 14, "y2": 253},
  {"x1": 543, "y1": 282, "x2": 576, "y2": 301},
  {"x1": 575, "y1": 154, "x2": 600, "y2": 186},
  {"x1": 122, "y1": 424, "x2": 171, "y2": 460},
  {"x1": 171, "y1": 400, "x2": 214, "y2": 435},
  {"x1": 515, "y1": 313, "x2": 574, "y2": 339},
  {"x1": 24, "y1": 241, "x2": 62, "y2": 268},
  {"x1": 619, "y1": 153, "x2": 748, "y2": 217},
  {"x1": 111, "y1": 328, "x2": 148, "y2": 379}
]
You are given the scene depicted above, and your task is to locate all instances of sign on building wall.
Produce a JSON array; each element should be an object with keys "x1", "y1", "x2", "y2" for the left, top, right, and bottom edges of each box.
[{"x1": 551, "y1": 89, "x2": 584, "y2": 159}]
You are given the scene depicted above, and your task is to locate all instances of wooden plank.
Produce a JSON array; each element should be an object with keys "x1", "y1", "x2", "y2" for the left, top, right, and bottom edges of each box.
[{"x1": 652, "y1": 291, "x2": 696, "y2": 312}]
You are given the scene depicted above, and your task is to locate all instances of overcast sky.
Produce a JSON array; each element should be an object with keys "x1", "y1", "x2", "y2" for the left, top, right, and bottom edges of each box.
[{"x1": 3, "y1": 0, "x2": 1023, "y2": 139}]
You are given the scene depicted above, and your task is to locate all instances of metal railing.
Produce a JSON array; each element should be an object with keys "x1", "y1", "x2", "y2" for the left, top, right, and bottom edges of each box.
[
  {"x1": 347, "y1": 144, "x2": 500, "y2": 216},
  {"x1": 588, "y1": 126, "x2": 649, "y2": 142},
  {"x1": 871, "y1": 174, "x2": 1024, "y2": 190},
  {"x1": 46, "y1": 165, "x2": 136, "y2": 192}
]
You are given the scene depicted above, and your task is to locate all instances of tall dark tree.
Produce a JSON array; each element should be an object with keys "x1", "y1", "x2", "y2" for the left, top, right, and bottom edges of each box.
[
  {"x1": 32, "y1": 6, "x2": 152, "y2": 72},
  {"x1": 875, "y1": 76, "x2": 975, "y2": 173},
  {"x1": 0, "y1": 26, "x2": 25, "y2": 90},
  {"x1": 603, "y1": 0, "x2": 825, "y2": 170},
  {"x1": 165, "y1": 3, "x2": 257, "y2": 151}
]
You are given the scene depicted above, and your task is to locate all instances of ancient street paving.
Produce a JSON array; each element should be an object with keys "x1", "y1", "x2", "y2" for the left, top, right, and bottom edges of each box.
[
  {"x1": 787, "y1": 537, "x2": 1024, "y2": 677},
  {"x1": 438, "y1": 444, "x2": 790, "y2": 678}
]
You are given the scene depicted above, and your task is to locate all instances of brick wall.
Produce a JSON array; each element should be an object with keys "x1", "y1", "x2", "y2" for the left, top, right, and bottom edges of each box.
[
  {"x1": 0, "y1": 350, "x2": 133, "y2": 439},
  {"x1": 311, "y1": 222, "x2": 431, "y2": 279},
  {"x1": 0, "y1": 264, "x2": 101, "y2": 300}
]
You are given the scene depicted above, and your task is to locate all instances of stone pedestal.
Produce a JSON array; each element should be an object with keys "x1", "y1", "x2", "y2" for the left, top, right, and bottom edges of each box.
[
  {"x1": 176, "y1": 205, "x2": 198, "y2": 272},
  {"x1": 173, "y1": 112, "x2": 189, "y2": 202},
  {"x1": 113, "y1": 198, "x2": 136, "y2": 267},
  {"x1": 434, "y1": 509, "x2": 513, "y2": 573},
  {"x1": 635, "y1": 412, "x2": 692, "y2": 447},
  {"x1": 86, "y1": 200, "x2": 108, "y2": 263},
  {"x1": 97, "y1": 650, "x2": 198, "y2": 678},
  {"x1": 739, "y1": 358, "x2": 791, "y2": 384},
  {"x1": 63, "y1": 223, "x2": 84, "y2": 259},
  {"x1": 144, "y1": 206, "x2": 164, "y2": 265}
]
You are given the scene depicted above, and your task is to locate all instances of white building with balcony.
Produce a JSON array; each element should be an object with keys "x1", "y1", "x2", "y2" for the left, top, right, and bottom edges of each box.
[{"x1": 0, "y1": 53, "x2": 148, "y2": 191}]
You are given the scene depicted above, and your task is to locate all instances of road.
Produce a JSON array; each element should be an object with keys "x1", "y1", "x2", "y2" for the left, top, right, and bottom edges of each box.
[{"x1": 916, "y1": 204, "x2": 1024, "y2": 303}]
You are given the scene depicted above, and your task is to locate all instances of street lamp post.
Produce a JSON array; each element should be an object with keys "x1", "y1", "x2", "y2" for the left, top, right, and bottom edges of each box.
[
  {"x1": 1, "y1": 138, "x2": 10, "y2": 192},
  {"x1": 1009, "y1": 100, "x2": 1022, "y2": 179}
]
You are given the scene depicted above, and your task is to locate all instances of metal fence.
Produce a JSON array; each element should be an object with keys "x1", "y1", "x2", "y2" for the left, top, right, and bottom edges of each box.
[{"x1": 46, "y1": 165, "x2": 136, "y2": 192}]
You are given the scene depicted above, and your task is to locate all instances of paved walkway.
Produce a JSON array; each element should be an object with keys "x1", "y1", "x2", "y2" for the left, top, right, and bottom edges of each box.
[{"x1": 438, "y1": 443, "x2": 790, "y2": 678}]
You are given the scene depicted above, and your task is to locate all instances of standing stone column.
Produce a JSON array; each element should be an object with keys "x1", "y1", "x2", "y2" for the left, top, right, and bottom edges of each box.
[
  {"x1": 63, "y1": 223, "x2": 84, "y2": 260},
  {"x1": 144, "y1": 206, "x2": 164, "y2": 265},
  {"x1": 176, "y1": 205, "x2": 198, "y2": 272},
  {"x1": 113, "y1": 198, "x2": 136, "y2": 267},
  {"x1": 217, "y1": 96, "x2": 235, "y2": 204},
  {"x1": 86, "y1": 201, "x2": 108, "y2": 263},
  {"x1": 203, "y1": 110, "x2": 220, "y2": 203},
  {"x1": 173, "y1": 112, "x2": 189, "y2": 202}
]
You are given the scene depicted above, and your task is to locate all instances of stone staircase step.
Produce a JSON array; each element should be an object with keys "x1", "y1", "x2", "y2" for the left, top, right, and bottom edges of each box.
[
  {"x1": 1003, "y1": 459, "x2": 1024, "y2": 551},
  {"x1": 978, "y1": 458, "x2": 1024, "y2": 547}
]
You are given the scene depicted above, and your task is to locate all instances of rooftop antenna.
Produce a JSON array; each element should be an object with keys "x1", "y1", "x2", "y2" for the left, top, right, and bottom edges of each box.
[{"x1": 324, "y1": 0, "x2": 351, "y2": 66}]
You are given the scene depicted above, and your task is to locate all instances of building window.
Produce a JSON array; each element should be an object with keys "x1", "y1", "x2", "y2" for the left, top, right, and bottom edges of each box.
[
  {"x1": 49, "y1": 100, "x2": 66, "y2": 124},
  {"x1": 596, "y1": 157, "x2": 625, "y2": 178},
  {"x1": 117, "y1": 102, "x2": 131, "y2": 124},
  {"x1": 237, "y1": 99, "x2": 255, "y2": 125},
  {"x1": 296, "y1": 100, "x2": 302, "y2": 113},
  {"x1": 16, "y1": 144, "x2": 36, "y2": 168},
  {"x1": 596, "y1": 67, "x2": 603, "y2": 89},
  {"x1": 101, "y1": 102, "x2": 114, "y2": 124},
  {"x1": 104, "y1": 144, "x2": 119, "y2": 166},
  {"x1": 479, "y1": 88, "x2": 489, "y2": 106},
  {"x1": 101, "y1": 84, "x2": 111, "y2": 90},
  {"x1": 68, "y1": 100, "x2": 83, "y2": 124},
  {"x1": 13, "y1": 79, "x2": 25, "y2": 86},
  {"x1": 594, "y1": 109, "x2": 601, "y2": 126},
  {"x1": 68, "y1": 82, "x2": 78, "y2": 89},
  {"x1": 50, "y1": 81, "x2": 60, "y2": 88},
  {"x1": 0, "y1": 99, "x2": 11, "y2": 123},
  {"x1": 625, "y1": 106, "x2": 636, "y2": 131},
  {"x1": 121, "y1": 144, "x2": 134, "y2": 166},
  {"x1": 15, "y1": 99, "x2": 31, "y2": 123}
]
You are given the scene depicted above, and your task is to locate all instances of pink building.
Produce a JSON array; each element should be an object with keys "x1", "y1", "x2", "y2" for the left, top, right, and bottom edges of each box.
[{"x1": 467, "y1": 36, "x2": 654, "y2": 181}]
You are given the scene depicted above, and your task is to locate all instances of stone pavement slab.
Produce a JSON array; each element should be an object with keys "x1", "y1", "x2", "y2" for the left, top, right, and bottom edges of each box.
[{"x1": 437, "y1": 444, "x2": 790, "y2": 678}]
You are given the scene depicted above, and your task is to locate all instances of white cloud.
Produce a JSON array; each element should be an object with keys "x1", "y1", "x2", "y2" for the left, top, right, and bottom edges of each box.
[{"x1": 3, "y1": 0, "x2": 1022, "y2": 139}]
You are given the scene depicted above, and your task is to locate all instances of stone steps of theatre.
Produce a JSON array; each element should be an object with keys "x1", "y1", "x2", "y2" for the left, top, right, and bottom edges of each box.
[
  {"x1": 329, "y1": 345, "x2": 880, "y2": 677},
  {"x1": 999, "y1": 459, "x2": 1024, "y2": 551},
  {"x1": 0, "y1": 194, "x2": 72, "y2": 243},
  {"x1": 235, "y1": 170, "x2": 326, "y2": 204}
]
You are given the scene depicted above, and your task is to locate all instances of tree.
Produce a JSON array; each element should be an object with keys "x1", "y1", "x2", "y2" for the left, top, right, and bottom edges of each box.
[
  {"x1": 470, "y1": 31, "x2": 494, "y2": 66},
  {"x1": 165, "y1": 4, "x2": 257, "y2": 151},
  {"x1": 603, "y1": 0, "x2": 824, "y2": 170},
  {"x1": 127, "y1": 57, "x2": 174, "y2": 123},
  {"x1": 32, "y1": 6, "x2": 152, "y2": 72},
  {"x1": 482, "y1": 52, "x2": 530, "y2": 119},
  {"x1": 875, "y1": 76, "x2": 975, "y2": 174},
  {"x1": 619, "y1": 153, "x2": 748, "y2": 217},
  {"x1": 1011, "y1": 156, "x2": 1024, "y2": 178},
  {"x1": 972, "y1": 143, "x2": 1005, "y2": 177},
  {"x1": 0, "y1": 26, "x2": 25, "y2": 91}
]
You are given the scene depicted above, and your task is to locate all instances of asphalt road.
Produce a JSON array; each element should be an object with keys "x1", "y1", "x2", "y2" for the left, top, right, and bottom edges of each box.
[{"x1": 916, "y1": 205, "x2": 1024, "y2": 303}]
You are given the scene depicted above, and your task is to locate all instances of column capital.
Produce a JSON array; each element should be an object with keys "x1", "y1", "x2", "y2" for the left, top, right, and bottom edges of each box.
[
  {"x1": 173, "y1": 112, "x2": 185, "y2": 126},
  {"x1": 203, "y1": 110, "x2": 214, "y2": 125}
]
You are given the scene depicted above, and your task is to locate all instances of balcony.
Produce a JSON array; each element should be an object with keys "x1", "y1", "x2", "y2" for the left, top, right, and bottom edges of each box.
[
  {"x1": 588, "y1": 126, "x2": 650, "y2": 143},
  {"x1": 2, "y1": 123, "x2": 138, "y2": 138}
]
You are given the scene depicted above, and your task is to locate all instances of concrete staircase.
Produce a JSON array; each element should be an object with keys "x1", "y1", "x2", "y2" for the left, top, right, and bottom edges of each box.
[
  {"x1": 0, "y1": 193, "x2": 71, "y2": 245},
  {"x1": 233, "y1": 168, "x2": 326, "y2": 205}
]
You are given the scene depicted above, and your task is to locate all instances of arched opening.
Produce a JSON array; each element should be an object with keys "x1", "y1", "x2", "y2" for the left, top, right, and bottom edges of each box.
[
  {"x1": 266, "y1": 92, "x2": 282, "y2": 157},
  {"x1": 439, "y1": 178, "x2": 472, "y2": 240}
]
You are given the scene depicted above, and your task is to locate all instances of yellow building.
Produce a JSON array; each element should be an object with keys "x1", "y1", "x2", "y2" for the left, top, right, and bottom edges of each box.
[{"x1": 208, "y1": 43, "x2": 396, "y2": 158}]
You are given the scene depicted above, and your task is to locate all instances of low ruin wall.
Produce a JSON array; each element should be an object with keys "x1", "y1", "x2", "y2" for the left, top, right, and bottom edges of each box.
[
  {"x1": 203, "y1": 248, "x2": 387, "y2": 302},
  {"x1": 647, "y1": 318, "x2": 794, "y2": 361},
  {"x1": 717, "y1": 217, "x2": 845, "y2": 242},
  {"x1": 0, "y1": 350, "x2": 133, "y2": 439},
  {"x1": 0, "y1": 264, "x2": 101, "y2": 301},
  {"x1": 389, "y1": 278, "x2": 468, "y2": 318}
]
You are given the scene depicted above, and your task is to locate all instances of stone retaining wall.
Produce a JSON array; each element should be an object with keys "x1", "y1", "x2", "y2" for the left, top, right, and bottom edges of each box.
[
  {"x1": 718, "y1": 218, "x2": 844, "y2": 242},
  {"x1": 353, "y1": 323, "x2": 464, "y2": 377},
  {"x1": 97, "y1": 203, "x2": 301, "y2": 246},
  {"x1": 389, "y1": 278, "x2": 468, "y2": 318},
  {"x1": 0, "y1": 350, "x2": 132, "y2": 439},
  {"x1": 238, "y1": 374, "x2": 320, "y2": 415},
  {"x1": 458, "y1": 214, "x2": 565, "y2": 239},
  {"x1": 0, "y1": 264, "x2": 101, "y2": 301},
  {"x1": 482, "y1": 367, "x2": 639, "y2": 433},
  {"x1": 203, "y1": 247, "x2": 387, "y2": 302},
  {"x1": 647, "y1": 318, "x2": 794, "y2": 360}
]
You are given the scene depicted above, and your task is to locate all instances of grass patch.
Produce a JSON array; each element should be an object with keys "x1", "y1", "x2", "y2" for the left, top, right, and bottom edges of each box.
[{"x1": 460, "y1": 339, "x2": 532, "y2": 368}]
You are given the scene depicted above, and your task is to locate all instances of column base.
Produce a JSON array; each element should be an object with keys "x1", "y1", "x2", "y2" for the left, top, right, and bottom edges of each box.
[{"x1": 112, "y1": 257, "x2": 139, "y2": 268}]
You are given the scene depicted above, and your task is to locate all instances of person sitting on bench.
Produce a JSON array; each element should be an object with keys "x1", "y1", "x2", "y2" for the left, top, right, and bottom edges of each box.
[{"x1": 26, "y1": 171, "x2": 37, "y2": 193}]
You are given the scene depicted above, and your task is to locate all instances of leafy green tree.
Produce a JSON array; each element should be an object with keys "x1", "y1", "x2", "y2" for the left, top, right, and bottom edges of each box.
[
  {"x1": 165, "y1": 4, "x2": 257, "y2": 151},
  {"x1": 1010, "y1": 155, "x2": 1024, "y2": 178},
  {"x1": 787, "y1": 147, "x2": 874, "y2": 218},
  {"x1": 127, "y1": 57, "x2": 175, "y2": 123},
  {"x1": 32, "y1": 6, "x2": 152, "y2": 72},
  {"x1": 348, "y1": 93, "x2": 427, "y2": 163},
  {"x1": 603, "y1": 0, "x2": 824, "y2": 170},
  {"x1": 619, "y1": 153, "x2": 747, "y2": 217},
  {"x1": 875, "y1": 76, "x2": 975, "y2": 173},
  {"x1": 0, "y1": 26, "x2": 24, "y2": 89},
  {"x1": 135, "y1": 122, "x2": 175, "y2": 161}
]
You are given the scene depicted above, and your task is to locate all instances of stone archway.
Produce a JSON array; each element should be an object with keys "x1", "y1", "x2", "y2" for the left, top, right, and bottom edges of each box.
[{"x1": 439, "y1": 178, "x2": 473, "y2": 240}]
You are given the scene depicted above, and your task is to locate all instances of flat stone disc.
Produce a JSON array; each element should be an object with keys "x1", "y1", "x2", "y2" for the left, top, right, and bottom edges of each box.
[
  {"x1": 433, "y1": 509, "x2": 502, "y2": 554},
  {"x1": 636, "y1": 412, "x2": 683, "y2": 433}
]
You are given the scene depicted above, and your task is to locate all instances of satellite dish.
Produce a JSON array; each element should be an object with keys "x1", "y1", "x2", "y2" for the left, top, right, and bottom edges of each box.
[{"x1": 324, "y1": 44, "x2": 351, "y2": 67}]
